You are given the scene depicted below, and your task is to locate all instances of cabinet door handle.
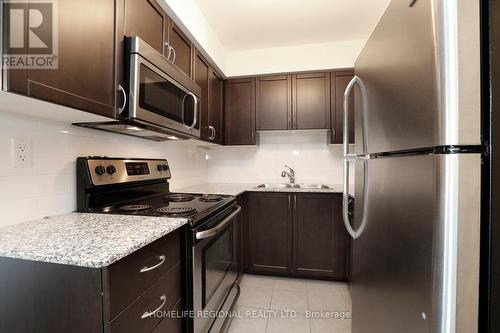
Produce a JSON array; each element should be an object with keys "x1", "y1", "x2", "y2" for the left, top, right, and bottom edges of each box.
[
  {"x1": 169, "y1": 46, "x2": 176, "y2": 63},
  {"x1": 118, "y1": 84, "x2": 127, "y2": 114},
  {"x1": 140, "y1": 255, "x2": 166, "y2": 273},
  {"x1": 288, "y1": 195, "x2": 292, "y2": 210},
  {"x1": 141, "y1": 295, "x2": 167, "y2": 319},
  {"x1": 209, "y1": 125, "x2": 215, "y2": 140}
]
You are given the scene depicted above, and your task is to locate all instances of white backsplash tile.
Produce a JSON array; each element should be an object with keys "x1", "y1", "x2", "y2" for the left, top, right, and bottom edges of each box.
[
  {"x1": 0, "y1": 110, "x2": 209, "y2": 227},
  {"x1": 208, "y1": 131, "x2": 345, "y2": 184}
]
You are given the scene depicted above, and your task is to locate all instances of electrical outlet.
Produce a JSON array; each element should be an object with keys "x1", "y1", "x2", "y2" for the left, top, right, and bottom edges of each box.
[{"x1": 11, "y1": 139, "x2": 33, "y2": 168}]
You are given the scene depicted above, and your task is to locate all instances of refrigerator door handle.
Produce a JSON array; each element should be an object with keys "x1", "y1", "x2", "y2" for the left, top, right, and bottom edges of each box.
[{"x1": 343, "y1": 75, "x2": 369, "y2": 239}]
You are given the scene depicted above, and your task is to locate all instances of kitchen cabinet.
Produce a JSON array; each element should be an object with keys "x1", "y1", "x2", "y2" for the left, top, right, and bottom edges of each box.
[
  {"x1": 292, "y1": 72, "x2": 331, "y2": 129},
  {"x1": 245, "y1": 192, "x2": 349, "y2": 280},
  {"x1": 256, "y1": 75, "x2": 292, "y2": 130},
  {"x1": 247, "y1": 193, "x2": 293, "y2": 274},
  {"x1": 331, "y1": 71, "x2": 355, "y2": 144},
  {"x1": 194, "y1": 51, "x2": 210, "y2": 141},
  {"x1": 166, "y1": 21, "x2": 194, "y2": 78},
  {"x1": 0, "y1": 229, "x2": 183, "y2": 333},
  {"x1": 224, "y1": 78, "x2": 257, "y2": 145},
  {"x1": 236, "y1": 194, "x2": 247, "y2": 276},
  {"x1": 124, "y1": 0, "x2": 167, "y2": 55},
  {"x1": 294, "y1": 193, "x2": 349, "y2": 279},
  {"x1": 209, "y1": 69, "x2": 224, "y2": 144},
  {"x1": 4, "y1": 0, "x2": 118, "y2": 118}
]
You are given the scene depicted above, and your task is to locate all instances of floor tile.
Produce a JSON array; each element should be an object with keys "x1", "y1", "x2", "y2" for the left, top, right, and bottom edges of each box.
[
  {"x1": 270, "y1": 288, "x2": 309, "y2": 313},
  {"x1": 308, "y1": 287, "x2": 352, "y2": 312},
  {"x1": 237, "y1": 286, "x2": 273, "y2": 309},
  {"x1": 310, "y1": 318, "x2": 351, "y2": 333},
  {"x1": 228, "y1": 307, "x2": 269, "y2": 333},
  {"x1": 273, "y1": 276, "x2": 307, "y2": 291},
  {"x1": 266, "y1": 317, "x2": 310, "y2": 333},
  {"x1": 240, "y1": 274, "x2": 276, "y2": 289}
]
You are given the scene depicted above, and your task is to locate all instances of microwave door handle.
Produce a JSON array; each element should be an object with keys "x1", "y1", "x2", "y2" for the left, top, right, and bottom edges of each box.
[
  {"x1": 182, "y1": 92, "x2": 198, "y2": 129},
  {"x1": 196, "y1": 205, "x2": 241, "y2": 240}
]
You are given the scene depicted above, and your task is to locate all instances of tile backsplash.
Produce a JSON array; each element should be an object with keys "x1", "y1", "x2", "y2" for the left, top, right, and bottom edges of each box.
[
  {"x1": 0, "y1": 111, "x2": 208, "y2": 227},
  {"x1": 0, "y1": 112, "x2": 347, "y2": 227},
  {"x1": 207, "y1": 131, "x2": 344, "y2": 184}
]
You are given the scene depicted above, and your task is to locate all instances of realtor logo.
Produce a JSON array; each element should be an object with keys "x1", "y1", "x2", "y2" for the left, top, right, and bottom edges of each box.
[{"x1": 2, "y1": 0, "x2": 58, "y2": 69}]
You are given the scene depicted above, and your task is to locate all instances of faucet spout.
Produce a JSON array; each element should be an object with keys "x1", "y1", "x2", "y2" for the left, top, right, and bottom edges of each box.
[{"x1": 281, "y1": 165, "x2": 295, "y2": 184}]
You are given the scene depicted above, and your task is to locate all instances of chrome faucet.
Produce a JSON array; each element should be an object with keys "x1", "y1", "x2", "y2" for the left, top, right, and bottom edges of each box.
[{"x1": 281, "y1": 165, "x2": 295, "y2": 184}]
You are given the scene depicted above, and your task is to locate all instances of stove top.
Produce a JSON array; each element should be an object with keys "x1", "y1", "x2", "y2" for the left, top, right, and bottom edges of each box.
[
  {"x1": 88, "y1": 192, "x2": 235, "y2": 225},
  {"x1": 77, "y1": 157, "x2": 236, "y2": 227}
]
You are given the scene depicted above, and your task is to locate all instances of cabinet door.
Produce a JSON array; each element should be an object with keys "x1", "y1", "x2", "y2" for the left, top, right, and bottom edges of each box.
[
  {"x1": 167, "y1": 21, "x2": 193, "y2": 77},
  {"x1": 194, "y1": 51, "x2": 210, "y2": 141},
  {"x1": 256, "y1": 75, "x2": 292, "y2": 130},
  {"x1": 224, "y1": 78, "x2": 256, "y2": 145},
  {"x1": 7, "y1": 0, "x2": 117, "y2": 118},
  {"x1": 247, "y1": 193, "x2": 292, "y2": 274},
  {"x1": 292, "y1": 73, "x2": 331, "y2": 129},
  {"x1": 209, "y1": 69, "x2": 224, "y2": 144},
  {"x1": 124, "y1": 0, "x2": 166, "y2": 54},
  {"x1": 332, "y1": 71, "x2": 355, "y2": 144},
  {"x1": 293, "y1": 193, "x2": 349, "y2": 279}
]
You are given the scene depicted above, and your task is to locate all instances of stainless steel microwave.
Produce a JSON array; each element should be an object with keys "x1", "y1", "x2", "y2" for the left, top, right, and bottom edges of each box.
[{"x1": 74, "y1": 37, "x2": 201, "y2": 141}]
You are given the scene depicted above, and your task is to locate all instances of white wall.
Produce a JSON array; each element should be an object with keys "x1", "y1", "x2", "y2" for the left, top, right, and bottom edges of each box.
[
  {"x1": 224, "y1": 40, "x2": 365, "y2": 77},
  {"x1": 0, "y1": 111, "x2": 209, "y2": 227},
  {"x1": 207, "y1": 131, "x2": 344, "y2": 184}
]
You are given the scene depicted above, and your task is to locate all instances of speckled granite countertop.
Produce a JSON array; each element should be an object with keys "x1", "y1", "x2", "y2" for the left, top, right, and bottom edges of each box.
[
  {"x1": 0, "y1": 213, "x2": 188, "y2": 268},
  {"x1": 175, "y1": 183, "x2": 347, "y2": 196}
]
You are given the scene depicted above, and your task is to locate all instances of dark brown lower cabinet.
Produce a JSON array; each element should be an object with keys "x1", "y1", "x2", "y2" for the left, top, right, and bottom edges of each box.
[
  {"x1": 247, "y1": 193, "x2": 293, "y2": 274},
  {"x1": 0, "y1": 229, "x2": 184, "y2": 333},
  {"x1": 245, "y1": 192, "x2": 349, "y2": 280},
  {"x1": 236, "y1": 193, "x2": 247, "y2": 276}
]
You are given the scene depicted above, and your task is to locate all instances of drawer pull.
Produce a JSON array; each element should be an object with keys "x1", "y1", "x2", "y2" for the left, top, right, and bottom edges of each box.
[
  {"x1": 141, "y1": 294, "x2": 167, "y2": 319},
  {"x1": 140, "y1": 255, "x2": 166, "y2": 273}
]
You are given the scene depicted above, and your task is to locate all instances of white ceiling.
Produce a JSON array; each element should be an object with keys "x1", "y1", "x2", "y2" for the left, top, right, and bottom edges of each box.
[{"x1": 194, "y1": 0, "x2": 390, "y2": 51}]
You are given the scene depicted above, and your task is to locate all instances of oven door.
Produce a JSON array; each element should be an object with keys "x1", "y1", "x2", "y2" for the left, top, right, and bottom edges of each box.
[
  {"x1": 193, "y1": 204, "x2": 241, "y2": 333},
  {"x1": 128, "y1": 53, "x2": 201, "y2": 138}
]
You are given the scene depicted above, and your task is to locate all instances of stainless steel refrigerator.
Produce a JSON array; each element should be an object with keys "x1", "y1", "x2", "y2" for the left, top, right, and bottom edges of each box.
[{"x1": 342, "y1": 1, "x2": 483, "y2": 332}]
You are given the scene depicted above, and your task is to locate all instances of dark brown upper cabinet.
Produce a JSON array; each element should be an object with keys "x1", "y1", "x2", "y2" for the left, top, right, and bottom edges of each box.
[
  {"x1": 194, "y1": 51, "x2": 210, "y2": 141},
  {"x1": 246, "y1": 193, "x2": 293, "y2": 274},
  {"x1": 331, "y1": 71, "x2": 355, "y2": 144},
  {"x1": 224, "y1": 78, "x2": 256, "y2": 145},
  {"x1": 166, "y1": 21, "x2": 193, "y2": 78},
  {"x1": 209, "y1": 69, "x2": 224, "y2": 144},
  {"x1": 292, "y1": 72, "x2": 331, "y2": 130},
  {"x1": 3, "y1": 0, "x2": 118, "y2": 118},
  {"x1": 256, "y1": 75, "x2": 292, "y2": 130},
  {"x1": 124, "y1": 0, "x2": 166, "y2": 54}
]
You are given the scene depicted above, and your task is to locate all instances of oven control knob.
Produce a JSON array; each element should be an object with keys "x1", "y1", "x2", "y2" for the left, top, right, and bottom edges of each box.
[
  {"x1": 157, "y1": 164, "x2": 163, "y2": 171},
  {"x1": 162, "y1": 164, "x2": 169, "y2": 171},
  {"x1": 106, "y1": 165, "x2": 116, "y2": 175},
  {"x1": 95, "y1": 165, "x2": 106, "y2": 176}
]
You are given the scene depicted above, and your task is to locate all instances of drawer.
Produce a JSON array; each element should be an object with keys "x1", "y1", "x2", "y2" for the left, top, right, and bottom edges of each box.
[
  {"x1": 108, "y1": 262, "x2": 182, "y2": 333},
  {"x1": 105, "y1": 229, "x2": 181, "y2": 319},
  {"x1": 151, "y1": 298, "x2": 183, "y2": 333}
]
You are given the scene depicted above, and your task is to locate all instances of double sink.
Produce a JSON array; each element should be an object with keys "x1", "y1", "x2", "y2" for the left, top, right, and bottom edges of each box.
[{"x1": 255, "y1": 183, "x2": 330, "y2": 189}]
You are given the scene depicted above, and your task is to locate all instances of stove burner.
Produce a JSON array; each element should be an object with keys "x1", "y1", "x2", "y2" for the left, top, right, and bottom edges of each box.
[
  {"x1": 156, "y1": 206, "x2": 197, "y2": 216},
  {"x1": 166, "y1": 193, "x2": 195, "y2": 202},
  {"x1": 120, "y1": 204, "x2": 151, "y2": 212},
  {"x1": 198, "y1": 194, "x2": 224, "y2": 202}
]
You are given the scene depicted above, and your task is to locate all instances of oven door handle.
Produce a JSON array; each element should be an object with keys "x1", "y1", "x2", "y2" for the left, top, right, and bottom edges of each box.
[{"x1": 196, "y1": 205, "x2": 241, "y2": 240}]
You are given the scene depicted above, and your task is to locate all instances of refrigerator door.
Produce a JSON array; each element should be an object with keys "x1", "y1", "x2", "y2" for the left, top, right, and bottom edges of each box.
[
  {"x1": 350, "y1": 153, "x2": 480, "y2": 333},
  {"x1": 352, "y1": 0, "x2": 480, "y2": 155}
]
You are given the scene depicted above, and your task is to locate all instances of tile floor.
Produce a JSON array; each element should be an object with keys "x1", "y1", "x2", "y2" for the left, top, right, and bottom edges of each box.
[{"x1": 227, "y1": 274, "x2": 352, "y2": 333}]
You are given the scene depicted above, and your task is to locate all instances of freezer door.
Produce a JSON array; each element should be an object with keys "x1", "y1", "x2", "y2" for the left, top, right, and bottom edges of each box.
[
  {"x1": 353, "y1": 0, "x2": 480, "y2": 154},
  {"x1": 350, "y1": 154, "x2": 480, "y2": 333}
]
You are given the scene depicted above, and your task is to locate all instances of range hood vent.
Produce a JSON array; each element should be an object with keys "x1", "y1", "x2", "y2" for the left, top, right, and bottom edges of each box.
[{"x1": 72, "y1": 120, "x2": 190, "y2": 142}]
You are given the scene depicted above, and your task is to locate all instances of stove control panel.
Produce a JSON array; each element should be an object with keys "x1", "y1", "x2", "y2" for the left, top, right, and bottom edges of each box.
[{"x1": 85, "y1": 158, "x2": 171, "y2": 186}]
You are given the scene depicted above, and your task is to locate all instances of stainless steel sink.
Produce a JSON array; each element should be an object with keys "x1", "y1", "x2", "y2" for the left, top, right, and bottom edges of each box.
[
  {"x1": 255, "y1": 183, "x2": 292, "y2": 189},
  {"x1": 293, "y1": 184, "x2": 331, "y2": 189}
]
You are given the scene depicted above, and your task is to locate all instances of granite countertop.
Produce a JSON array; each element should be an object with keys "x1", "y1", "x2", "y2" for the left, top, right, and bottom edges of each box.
[
  {"x1": 0, "y1": 213, "x2": 188, "y2": 268},
  {"x1": 175, "y1": 183, "x2": 347, "y2": 196}
]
